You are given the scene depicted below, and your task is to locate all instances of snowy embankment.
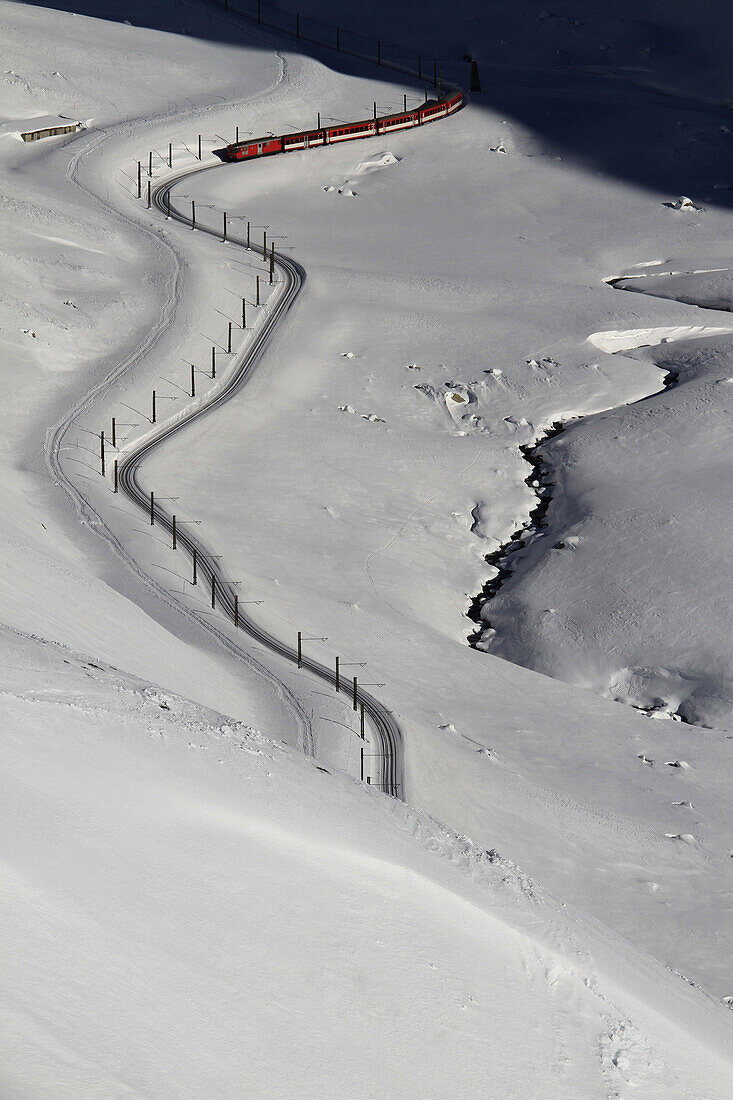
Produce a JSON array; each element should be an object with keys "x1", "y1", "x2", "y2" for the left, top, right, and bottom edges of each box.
[
  {"x1": 3, "y1": 626, "x2": 732, "y2": 1098},
  {"x1": 472, "y1": 267, "x2": 733, "y2": 730}
]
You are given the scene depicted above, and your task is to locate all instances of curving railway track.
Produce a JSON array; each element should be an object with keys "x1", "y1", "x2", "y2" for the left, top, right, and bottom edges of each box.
[{"x1": 112, "y1": 164, "x2": 404, "y2": 797}]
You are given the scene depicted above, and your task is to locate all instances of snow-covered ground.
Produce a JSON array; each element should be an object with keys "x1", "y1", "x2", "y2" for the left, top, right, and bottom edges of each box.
[
  {"x1": 3, "y1": 627, "x2": 732, "y2": 1098},
  {"x1": 1, "y1": 0, "x2": 732, "y2": 1093}
]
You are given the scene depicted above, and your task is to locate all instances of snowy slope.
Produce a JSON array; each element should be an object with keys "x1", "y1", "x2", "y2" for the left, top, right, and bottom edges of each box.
[
  {"x1": 2, "y1": 628, "x2": 731, "y2": 1098},
  {"x1": 481, "y1": 331, "x2": 733, "y2": 729}
]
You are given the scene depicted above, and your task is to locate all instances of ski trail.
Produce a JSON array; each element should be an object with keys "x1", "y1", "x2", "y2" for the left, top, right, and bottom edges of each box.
[{"x1": 46, "y1": 52, "x2": 315, "y2": 757}]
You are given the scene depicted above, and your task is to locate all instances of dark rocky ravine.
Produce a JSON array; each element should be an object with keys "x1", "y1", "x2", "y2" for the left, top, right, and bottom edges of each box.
[
  {"x1": 466, "y1": 263, "x2": 732, "y2": 650},
  {"x1": 467, "y1": 365, "x2": 680, "y2": 650}
]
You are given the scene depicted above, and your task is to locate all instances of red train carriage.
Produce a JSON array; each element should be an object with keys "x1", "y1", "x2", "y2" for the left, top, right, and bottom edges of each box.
[{"x1": 216, "y1": 90, "x2": 463, "y2": 163}]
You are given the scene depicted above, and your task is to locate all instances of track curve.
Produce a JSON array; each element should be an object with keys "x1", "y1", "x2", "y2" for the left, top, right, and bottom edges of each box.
[{"x1": 114, "y1": 162, "x2": 404, "y2": 797}]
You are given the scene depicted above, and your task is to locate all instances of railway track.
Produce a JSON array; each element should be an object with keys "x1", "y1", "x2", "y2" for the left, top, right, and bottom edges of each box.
[{"x1": 113, "y1": 164, "x2": 404, "y2": 797}]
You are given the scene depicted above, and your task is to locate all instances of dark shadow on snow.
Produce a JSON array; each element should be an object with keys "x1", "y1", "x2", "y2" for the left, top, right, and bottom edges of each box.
[{"x1": 15, "y1": 0, "x2": 733, "y2": 206}]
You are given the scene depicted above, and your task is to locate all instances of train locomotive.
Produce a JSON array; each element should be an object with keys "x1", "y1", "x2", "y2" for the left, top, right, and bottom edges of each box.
[{"x1": 215, "y1": 90, "x2": 463, "y2": 162}]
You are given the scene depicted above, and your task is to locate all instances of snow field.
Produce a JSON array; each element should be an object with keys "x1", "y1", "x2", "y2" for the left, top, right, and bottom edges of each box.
[
  {"x1": 2, "y1": 627, "x2": 731, "y2": 1098},
  {"x1": 1, "y1": 0, "x2": 732, "y2": 1091}
]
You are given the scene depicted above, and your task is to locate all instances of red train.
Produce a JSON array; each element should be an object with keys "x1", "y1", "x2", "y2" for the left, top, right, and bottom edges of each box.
[{"x1": 216, "y1": 90, "x2": 463, "y2": 162}]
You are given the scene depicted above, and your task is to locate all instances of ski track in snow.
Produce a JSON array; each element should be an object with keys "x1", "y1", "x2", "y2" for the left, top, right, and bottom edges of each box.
[{"x1": 44, "y1": 52, "x2": 318, "y2": 759}]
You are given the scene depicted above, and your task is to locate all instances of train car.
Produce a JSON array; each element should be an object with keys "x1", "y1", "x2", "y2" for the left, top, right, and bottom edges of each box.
[
  {"x1": 224, "y1": 136, "x2": 284, "y2": 161},
  {"x1": 215, "y1": 90, "x2": 463, "y2": 163}
]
